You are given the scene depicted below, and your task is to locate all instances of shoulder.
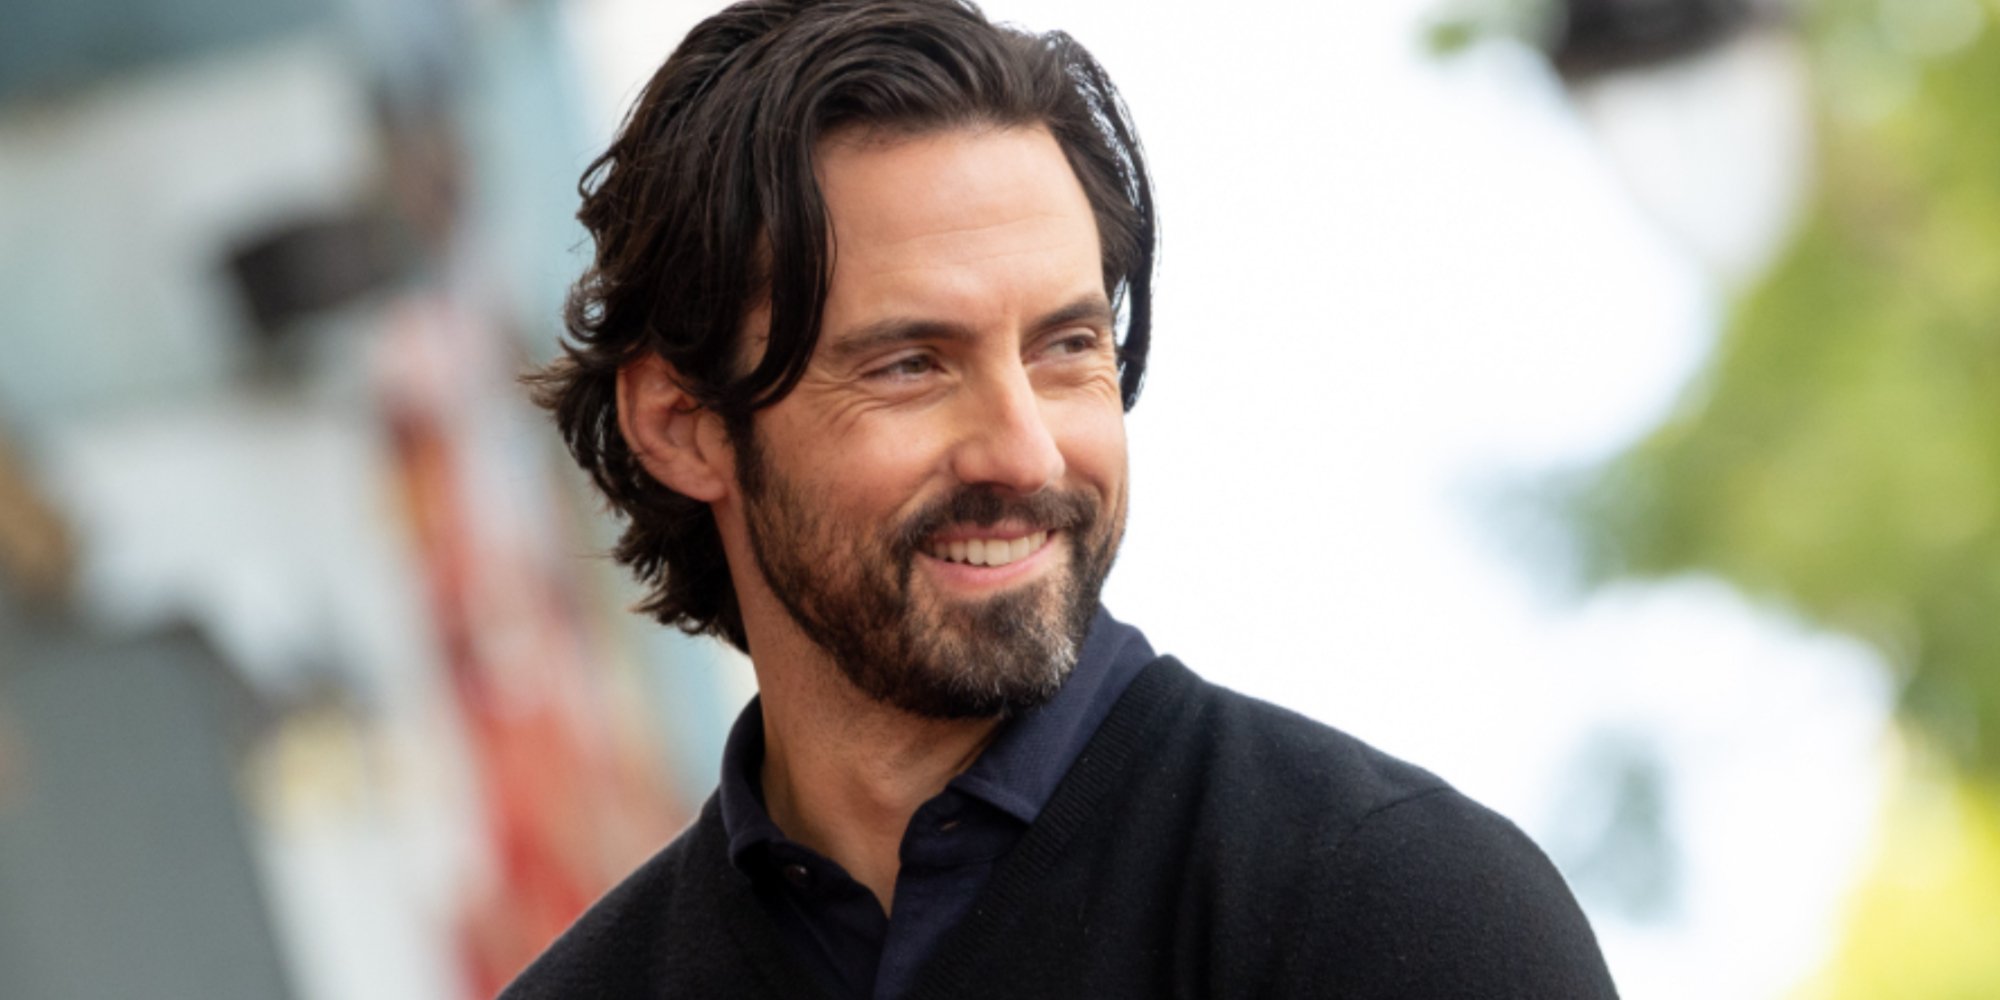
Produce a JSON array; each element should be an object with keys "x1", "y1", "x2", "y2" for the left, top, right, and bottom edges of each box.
[
  {"x1": 498, "y1": 800, "x2": 742, "y2": 999},
  {"x1": 1149, "y1": 660, "x2": 1453, "y2": 832},
  {"x1": 1292, "y1": 783, "x2": 1621, "y2": 998},
  {"x1": 1150, "y1": 662, "x2": 1619, "y2": 998}
]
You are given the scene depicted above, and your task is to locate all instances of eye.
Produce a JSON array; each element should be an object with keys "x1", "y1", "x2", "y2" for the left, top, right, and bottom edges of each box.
[
  {"x1": 866, "y1": 353, "x2": 940, "y2": 380},
  {"x1": 1048, "y1": 329, "x2": 1106, "y2": 357}
]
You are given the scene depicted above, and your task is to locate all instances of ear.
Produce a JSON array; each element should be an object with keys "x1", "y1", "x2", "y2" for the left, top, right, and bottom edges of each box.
[{"x1": 617, "y1": 354, "x2": 735, "y2": 503}]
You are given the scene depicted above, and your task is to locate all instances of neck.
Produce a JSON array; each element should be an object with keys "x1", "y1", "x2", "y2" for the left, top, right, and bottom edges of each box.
[
  {"x1": 754, "y1": 645, "x2": 1002, "y2": 915},
  {"x1": 716, "y1": 510, "x2": 1005, "y2": 915}
]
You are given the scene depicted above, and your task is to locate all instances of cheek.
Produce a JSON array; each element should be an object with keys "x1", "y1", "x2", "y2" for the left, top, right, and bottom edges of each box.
[
  {"x1": 816, "y1": 433, "x2": 949, "y2": 516},
  {"x1": 1056, "y1": 402, "x2": 1129, "y2": 492},
  {"x1": 766, "y1": 401, "x2": 929, "y2": 485}
]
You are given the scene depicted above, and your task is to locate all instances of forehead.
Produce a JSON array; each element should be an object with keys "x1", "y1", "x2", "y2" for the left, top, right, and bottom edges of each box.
[{"x1": 811, "y1": 124, "x2": 1106, "y2": 332}]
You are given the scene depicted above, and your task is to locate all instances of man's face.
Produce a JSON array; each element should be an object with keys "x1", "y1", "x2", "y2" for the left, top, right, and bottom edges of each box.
[{"x1": 736, "y1": 124, "x2": 1128, "y2": 719}]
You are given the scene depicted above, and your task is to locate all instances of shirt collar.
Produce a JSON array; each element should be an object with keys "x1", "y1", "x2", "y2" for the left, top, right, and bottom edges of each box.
[
  {"x1": 942, "y1": 607, "x2": 1154, "y2": 822},
  {"x1": 718, "y1": 606, "x2": 1156, "y2": 867},
  {"x1": 718, "y1": 695, "x2": 789, "y2": 868}
]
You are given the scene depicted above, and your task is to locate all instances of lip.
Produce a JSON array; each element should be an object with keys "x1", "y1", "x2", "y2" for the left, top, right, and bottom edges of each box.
[
  {"x1": 917, "y1": 528, "x2": 1061, "y2": 592},
  {"x1": 925, "y1": 519, "x2": 1047, "y2": 545}
]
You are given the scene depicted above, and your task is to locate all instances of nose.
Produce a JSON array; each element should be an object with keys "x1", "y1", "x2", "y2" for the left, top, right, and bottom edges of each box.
[{"x1": 948, "y1": 366, "x2": 1064, "y2": 495}]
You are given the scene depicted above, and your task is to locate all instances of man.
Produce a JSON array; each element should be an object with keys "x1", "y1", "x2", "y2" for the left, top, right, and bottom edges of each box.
[{"x1": 507, "y1": 1, "x2": 1619, "y2": 997}]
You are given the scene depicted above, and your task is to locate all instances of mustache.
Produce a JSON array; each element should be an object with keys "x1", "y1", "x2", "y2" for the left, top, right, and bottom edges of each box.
[{"x1": 893, "y1": 485, "x2": 1098, "y2": 555}]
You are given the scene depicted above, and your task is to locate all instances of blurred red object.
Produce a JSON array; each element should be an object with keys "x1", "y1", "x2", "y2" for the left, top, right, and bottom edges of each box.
[{"x1": 377, "y1": 297, "x2": 683, "y2": 996}]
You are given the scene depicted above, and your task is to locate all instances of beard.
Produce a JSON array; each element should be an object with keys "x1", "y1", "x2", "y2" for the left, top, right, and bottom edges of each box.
[{"x1": 737, "y1": 433, "x2": 1122, "y2": 720}]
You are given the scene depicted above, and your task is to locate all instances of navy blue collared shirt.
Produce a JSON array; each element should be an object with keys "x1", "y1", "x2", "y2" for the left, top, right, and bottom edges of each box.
[{"x1": 717, "y1": 607, "x2": 1157, "y2": 1000}]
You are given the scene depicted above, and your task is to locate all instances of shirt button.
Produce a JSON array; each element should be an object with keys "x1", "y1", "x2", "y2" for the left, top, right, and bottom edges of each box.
[{"x1": 782, "y1": 863, "x2": 811, "y2": 888}]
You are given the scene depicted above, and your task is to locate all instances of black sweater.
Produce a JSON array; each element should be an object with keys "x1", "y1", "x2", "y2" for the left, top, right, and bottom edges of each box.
[{"x1": 502, "y1": 657, "x2": 1620, "y2": 999}]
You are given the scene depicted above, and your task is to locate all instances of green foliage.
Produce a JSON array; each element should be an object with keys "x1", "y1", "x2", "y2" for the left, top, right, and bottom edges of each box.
[
  {"x1": 1791, "y1": 757, "x2": 2000, "y2": 1000},
  {"x1": 1422, "y1": 0, "x2": 1560, "y2": 56},
  {"x1": 1558, "y1": 1, "x2": 2000, "y2": 781}
]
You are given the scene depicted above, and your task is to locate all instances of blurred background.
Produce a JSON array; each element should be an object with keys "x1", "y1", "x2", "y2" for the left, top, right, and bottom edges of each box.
[{"x1": 1, "y1": 0, "x2": 1995, "y2": 995}]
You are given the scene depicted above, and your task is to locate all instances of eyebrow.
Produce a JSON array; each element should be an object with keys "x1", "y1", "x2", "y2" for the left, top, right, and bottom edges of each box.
[{"x1": 820, "y1": 294, "x2": 1116, "y2": 366}]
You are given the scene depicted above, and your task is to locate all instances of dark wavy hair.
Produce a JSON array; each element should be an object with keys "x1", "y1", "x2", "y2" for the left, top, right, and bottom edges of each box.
[{"x1": 531, "y1": 0, "x2": 1156, "y2": 651}]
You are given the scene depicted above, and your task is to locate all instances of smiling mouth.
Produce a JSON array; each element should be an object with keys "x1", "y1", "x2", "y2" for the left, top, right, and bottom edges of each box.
[{"x1": 925, "y1": 530, "x2": 1051, "y2": 568}]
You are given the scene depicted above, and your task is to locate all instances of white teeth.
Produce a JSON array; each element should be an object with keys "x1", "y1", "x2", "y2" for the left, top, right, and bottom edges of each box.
[{"x1": 929, "y1": 530, "x2": 1050, "y2": 567}]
